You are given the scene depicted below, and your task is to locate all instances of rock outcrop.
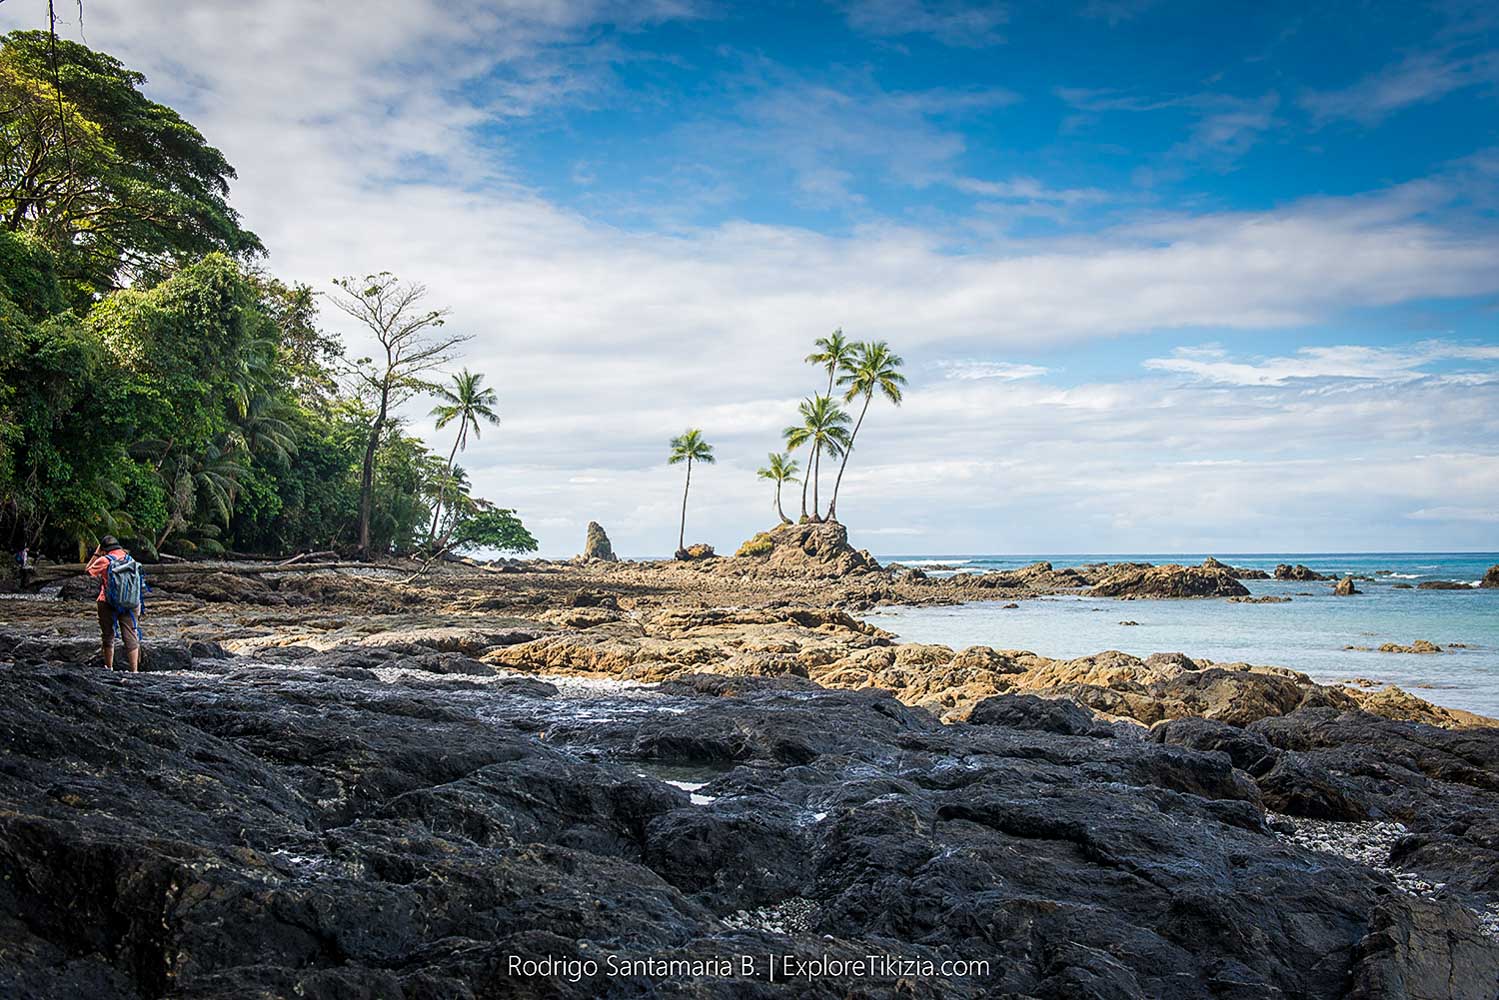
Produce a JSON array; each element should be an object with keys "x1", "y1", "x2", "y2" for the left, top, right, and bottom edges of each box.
[
  {"x1": 582, "y1": 521, "x2": 617, "y2": 561},
  {"x1": 729, "y1": 521, "x2": 880, "y2": 578},
  {"x1": 1276, "y1": 563, "x2": 1329, "y2": 581},
  {"x1": 1092, "y1": 563, "x2": 1251, "y2": 599},
  {"x1": 1202, "y1": 556, "x2": 1270, "y2": 579},
  {"x1": 1419, "y1": 579, "x2": 1473, "y2": 590},
  {"x1": 675, "y1": 543, "x2": 716, "y2": 561},
  {"x1": 1482, "y1": 564, "x2": 1499, "y2": 589},
  {"x1": 1378, "y1": 640, "x2": 1442, "y2": 654},
  {"x1": 1334, "y1": 575, "x2": 1360, "y2": 596}
]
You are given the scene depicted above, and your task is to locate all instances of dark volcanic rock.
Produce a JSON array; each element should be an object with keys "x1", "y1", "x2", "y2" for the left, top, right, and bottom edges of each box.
[
  {"x1": 1091, "y1": 563, "x2": 1250, "y2": 599},
  {"x1": 0, "y1": 660, "x2": 1496, "y2": 999},
  {"x1": 1482, "y1": 564, "x2": 1499, "y2": 589},
  {"x1": 1250, "y1": 708, "x2": 1499, "y2": 904},
  {"x1": 969, "y1": 693, "x2": 1114, "y2": 737},
  {"x1": 1418, "y1": 579, "x2": 1473, "y2": 590}
]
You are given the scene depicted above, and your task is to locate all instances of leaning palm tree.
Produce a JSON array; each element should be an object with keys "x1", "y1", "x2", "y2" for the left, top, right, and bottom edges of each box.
[
  {"x1": 757, "y1": 452, "x2": 800, "y2": 524},
  {"x1": 668, "y1": 428, "x2": 715, "y2": 555},
  {"x1": 827, "y1": 341, "x2": 906, "y2": 522},
  {"x1": 783, "y1": 395, "x2": 850, "y2": 521},
  {"x1": 805, "y1": 328, "x2": 856, "y2": 398},
  {"x1": 428, "y1": 370, "x2": 501, "y2": 545}
]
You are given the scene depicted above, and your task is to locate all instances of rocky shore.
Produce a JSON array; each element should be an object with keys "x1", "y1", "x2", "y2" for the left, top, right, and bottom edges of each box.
[{"x1": 3, "y1": 532, "x2": 1498, "y2": 997}]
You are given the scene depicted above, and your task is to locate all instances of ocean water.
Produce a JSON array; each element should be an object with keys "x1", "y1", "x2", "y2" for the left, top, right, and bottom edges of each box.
[{"x1": 868, "y1": 553, "x2": 1499, "y2": 717}]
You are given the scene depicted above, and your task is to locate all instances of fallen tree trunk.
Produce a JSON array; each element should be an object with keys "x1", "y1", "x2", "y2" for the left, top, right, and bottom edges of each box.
[{"x1": 278, "y1": 550, "x2": 338, "y2": 567}]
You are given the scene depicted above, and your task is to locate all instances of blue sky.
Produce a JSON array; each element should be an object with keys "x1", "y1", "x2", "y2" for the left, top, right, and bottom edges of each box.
[{"x1": 5, "y1": 0, "x2": 1498, "y2": 554}]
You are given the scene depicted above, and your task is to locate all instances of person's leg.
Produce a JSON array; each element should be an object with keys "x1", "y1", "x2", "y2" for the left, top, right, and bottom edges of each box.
[
  {"x1": 122, "y1": 612, "x2": 140, "y2": 672},
  {"x1": 97, "y1": 602, "x2": 115, "y2": 669}
]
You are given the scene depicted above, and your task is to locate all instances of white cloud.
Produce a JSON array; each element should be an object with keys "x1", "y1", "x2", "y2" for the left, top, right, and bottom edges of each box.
[
  {"x1": 839, "y1": 0, "x2": 1009, "y2": 47},
  {"x1": 936, "y1": 361, "x2": 1050, "y2": 381},
  {"x1": 1303, "y1": 49, "x2": 1499, "y2": 125},
  {"x1": 1145, "y1": 342, "x2": 1499, "y2": 386},
  {"x1": 952, "y1": 176, "x2": 1108, "y2": 205},
  {"x1": 1407, "y1": 506, "x2": 1499, "y2": 524}
]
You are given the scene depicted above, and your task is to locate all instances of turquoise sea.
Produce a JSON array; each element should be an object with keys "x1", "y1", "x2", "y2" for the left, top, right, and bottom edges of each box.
[{"x1": 868, "y1": 553, "x2": 1499, "y2": 717}]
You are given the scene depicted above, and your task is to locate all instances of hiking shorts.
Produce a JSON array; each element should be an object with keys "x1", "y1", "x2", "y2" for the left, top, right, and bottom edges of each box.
[{"x1": 97, "y1": 602, "x2": 140, "y2": 652}]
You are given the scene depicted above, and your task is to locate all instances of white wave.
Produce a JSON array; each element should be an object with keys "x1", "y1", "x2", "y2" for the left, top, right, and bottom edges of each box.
[
  {"x1": 1387, "y1": 573, "x2": 1420, "y2": 579},
  {"x1": 899, "y1": 558, "x2": 974, "y2": 567}
]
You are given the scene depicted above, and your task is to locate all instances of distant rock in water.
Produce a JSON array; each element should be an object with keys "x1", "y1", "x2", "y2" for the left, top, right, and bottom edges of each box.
[
  {"x1": 1379, "y1": 640, "x2": 1443, "y2": 654},
  {"x1": 1092, "y1": 563, "x2": 1250, "y2": 599},
  {"x1": 729, "y1": 521, "x2": 880, "y2": 578},
  {"x1": 1275, "y1": 563, "x2": 1329, "y2": 582},
  {"x1": 582, "y1": 521, "x2": 617, "y2": 561},
  {"x1": 1483, "y1": 565, "x2": 1499, "y2": 589},
  {"x1": 1203, "y1": 556, "x2": 1270, "y2": 580},
  {"x1": 1333, "y1": 575, "x2": 1360, "y2": 596},
  {"x1": 1418, "y1": 580, "x2": 1472, "y2": 591}
]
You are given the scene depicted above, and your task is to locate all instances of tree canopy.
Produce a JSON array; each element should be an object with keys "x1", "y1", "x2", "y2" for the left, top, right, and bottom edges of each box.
[
  {"x1": 0, "y1": 30, "x2": 263, "y2": 306},
  {"x1": 0, "y1": 33, "x2": 533, "y2": 564}
]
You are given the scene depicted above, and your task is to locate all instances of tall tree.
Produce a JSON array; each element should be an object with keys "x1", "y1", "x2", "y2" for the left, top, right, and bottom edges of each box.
[
  {"x1": 0, "y1": 31, "x2": 262, "y2": 301},
  {"x1": 805, "y1": 328, "x2": 855, "y2": 398},
  {"x1": 427, "y1": 368, "x2": 500, "y2": 546},
  {"x1": 782, "y1": 395, "x2": 850, "y2": 521},
  {"x1": 827, "y1": 341, "x2": 905, "y2": 522},
  {"x1": 667, "y1": 428, "x2": 714, "y2": 555},
  {"x1": 329, "y1": 273, "x2": 468, "y2": 558},
  {"x1": 756, "y1": 451, "x2": 800, "y2": 524}
]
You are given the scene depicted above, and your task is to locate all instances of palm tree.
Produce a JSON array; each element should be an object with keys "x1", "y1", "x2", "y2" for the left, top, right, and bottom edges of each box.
[
  {"x1": 757, "y1": 452, "x2": 800, "y2": 524},
  {"x1": 427, "y1": 369, "x2": 501, "y2": 546},
  {"x1": 667, "y1": 428, "x2": 715, "y2": 554},
  {"x1": 782, "y1": 395, "x2": 850, "y2": 521},
  {"x1": 805, "y1": 328, "x2": 856, "y2": 398},
  {"x1": 827, "y1": 341, "x2": 906, "y2": 522}
]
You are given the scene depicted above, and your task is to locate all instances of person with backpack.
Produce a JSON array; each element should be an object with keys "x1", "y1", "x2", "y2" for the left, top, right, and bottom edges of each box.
[{"x1": 85, "y1": 535, "x2": 145, "y2": 671}]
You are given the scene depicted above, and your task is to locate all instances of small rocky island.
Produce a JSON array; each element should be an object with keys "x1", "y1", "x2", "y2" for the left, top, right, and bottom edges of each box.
[{"x1": 3, "y1": 527, "x2": 1498, "y2": 998}]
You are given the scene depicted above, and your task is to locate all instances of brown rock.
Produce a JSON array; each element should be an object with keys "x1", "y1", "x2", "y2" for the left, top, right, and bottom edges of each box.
[
  {"x1": 1482, "y1": 564, "x2": 1499, "y2": 589},
  {"x1": 1377, "y1": 640, "x2": 1442, "y2": 654},
  {"x1": 1091, "y1": 564, "x2": 1250, "y2": 599},
  {"x1": 1275, "y1": 563, "x2": 1329, "y2": 581},
  {"x1": 1333, "y1": 575, "x2": 1360, "y2": 596},
  {"x1": 581, "y1": 521, "x2": 617, "y2": 561}
]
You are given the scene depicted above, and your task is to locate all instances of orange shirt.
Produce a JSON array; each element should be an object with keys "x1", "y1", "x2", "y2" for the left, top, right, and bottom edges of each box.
[{"x1": 85, "y1": 548, "x2": 127, "y2": 603}]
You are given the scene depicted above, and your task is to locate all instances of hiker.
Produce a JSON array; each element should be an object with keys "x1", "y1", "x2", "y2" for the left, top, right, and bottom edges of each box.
[
  {"x1": 85, "y1": 535, "x2": 145, "y2": 672},
  {"x1": 12, "y1": 546, "x2": 31, "y2": 590}
]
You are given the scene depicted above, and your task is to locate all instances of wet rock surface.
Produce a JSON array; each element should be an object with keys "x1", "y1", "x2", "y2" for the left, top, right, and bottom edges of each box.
[{"x1": 3, "y1": 652, "x2": 1497, "y2": 999}]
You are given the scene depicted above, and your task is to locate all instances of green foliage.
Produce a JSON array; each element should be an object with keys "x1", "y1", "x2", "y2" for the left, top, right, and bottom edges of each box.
[
  {"x1": 735, "y1": 532, "x2": 775, "y2": 558},
  {"x1": 668, "y1": 428, "x2": 715, "y2": 465},
  {"x1": 0, "y1": 34, "x2": 528, "y2": 563},
  {"x1": 0, "y1": 31, "x2": 262, "y2": 302},
  {"x1": 448, "y1": 507, "x2": 539, "y2": 555},
  {"x1": 0, "y1": 230, "x2": 65, "y2": 319}
]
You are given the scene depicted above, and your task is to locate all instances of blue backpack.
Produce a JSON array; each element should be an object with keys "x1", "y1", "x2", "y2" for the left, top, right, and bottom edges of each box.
[{"x1": 104, "y1": 553, "x2": 145, "y2": 612}]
